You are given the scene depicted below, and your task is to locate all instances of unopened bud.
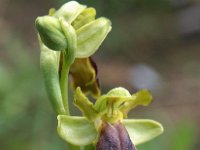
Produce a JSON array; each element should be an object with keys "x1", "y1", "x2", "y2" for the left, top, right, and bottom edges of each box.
[
  {"x1": 36, "y1": 16, "x2": 67, "y2": 51},
  {"x1": 72, "y1": 7, "x2": 96, "y2": 30},
  {"x1": 54, "y1": 1, "x2": 86, "y2": 23},
  {"x1": 76, "y1": 17, "x2": 112, "y2": 58}
]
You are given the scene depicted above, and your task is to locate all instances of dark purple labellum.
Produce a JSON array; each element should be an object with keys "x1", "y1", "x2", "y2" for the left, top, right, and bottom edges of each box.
[{"x1": 96, "y1": 122, "x2": 136, "y2": 150}]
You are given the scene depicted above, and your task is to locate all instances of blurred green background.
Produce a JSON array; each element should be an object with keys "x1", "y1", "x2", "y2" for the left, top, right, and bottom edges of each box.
[{"x1": 0, "y1": 0, "x2": 200, "y2": 149}]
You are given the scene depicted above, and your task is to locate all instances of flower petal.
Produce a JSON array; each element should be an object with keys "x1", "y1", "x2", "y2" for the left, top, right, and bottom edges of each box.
[
  {"x1": 74, "y1": 87, "x2": 98, "y2": 120},
  {"x1": 120, "y1": 90, "x2": 152, "y2": 117}
]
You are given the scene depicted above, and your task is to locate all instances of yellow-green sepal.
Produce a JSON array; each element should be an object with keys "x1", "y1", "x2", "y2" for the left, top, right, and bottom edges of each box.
[
  {"x1": 57, "y1": 115, "x2": 97, "y2": 146},
  {"x1": 123, "y1": 119, "x2": 164, "y2": 145}
]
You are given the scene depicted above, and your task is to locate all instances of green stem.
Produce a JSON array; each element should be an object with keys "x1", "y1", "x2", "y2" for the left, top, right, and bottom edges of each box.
[{"x1": 60, "y1": 52, "x2": 70, "y2": 115}]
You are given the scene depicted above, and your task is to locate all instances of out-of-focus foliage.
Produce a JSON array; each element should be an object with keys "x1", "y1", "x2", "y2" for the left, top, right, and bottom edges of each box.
[{"x1": 0, "y1": 31, "x2": 67, "y2": 150}]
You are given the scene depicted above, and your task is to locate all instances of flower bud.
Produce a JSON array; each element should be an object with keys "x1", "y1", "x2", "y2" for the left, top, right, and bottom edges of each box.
[
  {"x1": 72, "y1": 7, "x2": 96, "y2": 30},
  {"x1": 54, "y1": 1, "x2": 86, "y2": 23},
  {"x1": 36, "y1": 16, "x2": 67, "y2": 51},
  {"x1": 96, "y1": 122, "x2": 136, "y2": 150},
  {"x1": 76, "y1": 17, "x2": 112, "y2": 58}
]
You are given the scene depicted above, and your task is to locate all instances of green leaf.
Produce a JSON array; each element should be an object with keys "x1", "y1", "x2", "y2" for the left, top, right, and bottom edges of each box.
[
  {"x1": 36, "y1": 16, "x2": 67, "y2": 51},
  {"x1": 123, "y1": 119, "x2": 164, "y2": 145},
  {"x1": 76, "y1": 17, "x2": 112, "y2": 58},
  {"x1": 57, "y1": 115, "x2": 97, "y2": 146},
  {"x1": 40, "y1": 42, "x2": 66, "y2": 114},
  {"x1": 54, "y1": 1, "x2": 86, "y2": 24}
]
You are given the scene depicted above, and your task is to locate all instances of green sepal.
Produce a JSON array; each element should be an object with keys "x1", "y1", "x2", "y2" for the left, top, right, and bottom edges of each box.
[
  {"x1": 57, "y1": 115, "x2": 97, "y2": 146},
  {"x1": 40, "y1": 41, "x2": 66, "y2": 114},
  {"x1": 54, "y1": 1, "x2": 86, "y2": 24},
  {"x1": 72, "y1": 7, "x2": 96, "y2": 30},
  {"x1": 36, "y1": 16, "x2": 67, "y2": 51},
  {"x1": 74, "y1": 87, "x2": 98, "y2": 120},
  {"x1": 123, "y1": 119, "x2": 164, "y2": 145},
  {"x1": 76, "y1": 17, "x2": 112, "y2": 58}
]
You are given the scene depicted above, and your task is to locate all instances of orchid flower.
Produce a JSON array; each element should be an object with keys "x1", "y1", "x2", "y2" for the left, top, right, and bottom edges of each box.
[
  {"x1": 35, "y1": 1, "x2": 163, "y2": 150},
  {"x1": 58, "y1": 87, "x2": 163, "y2": 149}
]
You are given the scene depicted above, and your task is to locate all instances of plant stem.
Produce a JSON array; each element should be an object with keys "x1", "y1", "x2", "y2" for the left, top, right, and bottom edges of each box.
[{"x1": 60, "y1": 52, "x2": 70, "y2": 115}]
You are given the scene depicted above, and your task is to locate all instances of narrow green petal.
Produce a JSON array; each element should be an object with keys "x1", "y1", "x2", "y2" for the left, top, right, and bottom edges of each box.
[
  {"x1": 120, "y1": 90, "x2": 152, "y2": 117},
  {"x1": 123, "y1": 119, "x2": 164, "y2": 145},
  {"x1": 74, "y1": 87, "x2": 98, "y2": 120},
  {"x1": 76, "y1": 17, "x2": 112, "y2": 58},
  {"x1": 57, "y1": 115, "x2": 97, "y2": 146},
  {"x1": 40, "y1": 41, "x2": 66, "y2": 114},
  {"x1": 54, "y1": 1, "x2": 86, "y2": 24}
]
